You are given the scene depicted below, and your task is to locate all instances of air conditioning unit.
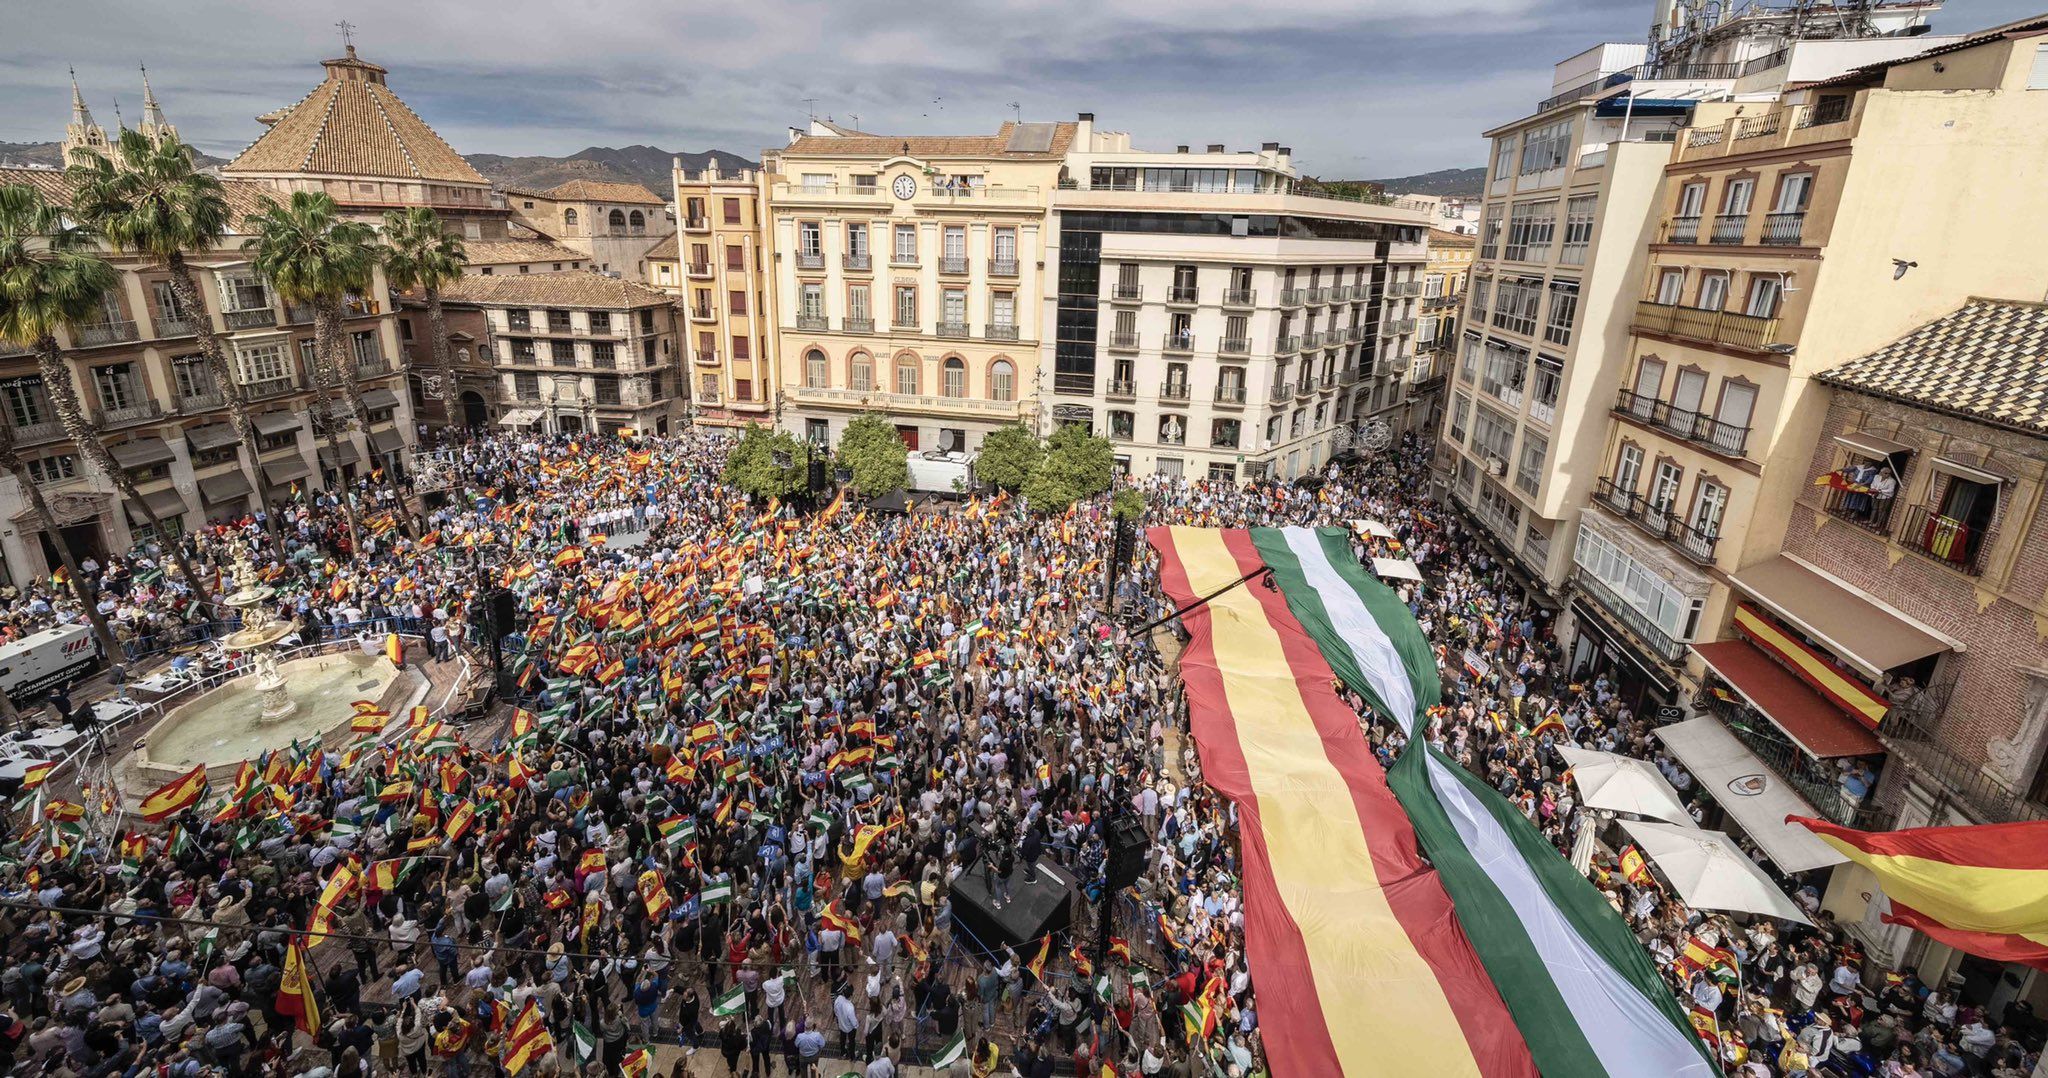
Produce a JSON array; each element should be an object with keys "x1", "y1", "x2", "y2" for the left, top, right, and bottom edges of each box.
[{"x1": 1486, "y1": 456, "x2": 1507, "y2": 477}]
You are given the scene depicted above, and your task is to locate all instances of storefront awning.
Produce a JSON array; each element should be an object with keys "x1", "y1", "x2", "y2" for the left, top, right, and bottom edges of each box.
[
  {"x1": 361, "y1": 387, "x2": 402, "y2": 411},
  {"x1": 110, "y1": 437, "x2": 176, "y2": 469},
  {"x1": 1569, "y1": 597, "x2": 1678, "y2": 695},
  {"x1": 123, "y1": 486, "x2": 189, "y2": 526},
  {"x1": 318, "y1": 441, "x2": 362, "y2": 468},
  {"x1": 1730, "y1": 555, "x2": 1955, "y2": 678},
  {"x1": 253, "y1": 411, "x2": 302, "y2": 436},
  {"x1": 498, "y1": 408, "x2": 541, "y2": 427},
  {"x1": 1692, "y1": 640, "x2": 1884, "y2": 758},
  {"x1": 1653, "y1": 717, "x2": 1850, "y2": 874},
  {"x1": 185, "y1": 423, "x2": 242, "y2": 452},
  {"x1": 263, "y1": 456, "x2": 312, "y2": 486},
  {"x1": 367, "y1": 427, "x2": 406, "y2": 455},
  {"x1": 197, "y1": 469, "x2": 253, "y2": 504}
]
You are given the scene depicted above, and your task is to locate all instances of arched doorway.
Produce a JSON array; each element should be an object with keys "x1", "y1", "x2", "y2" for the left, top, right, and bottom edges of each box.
[{"x1": 460, "y1": 391, "x2": 488, "y2": 428}]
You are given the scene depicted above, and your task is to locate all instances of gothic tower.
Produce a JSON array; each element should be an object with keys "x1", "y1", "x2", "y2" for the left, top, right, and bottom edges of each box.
[
  {"x1": 61, "y1": 66, "x2": 110, "y2": 167},
  {"x1": 136, "y1": 65, "x2": 178, "y2": 149}
]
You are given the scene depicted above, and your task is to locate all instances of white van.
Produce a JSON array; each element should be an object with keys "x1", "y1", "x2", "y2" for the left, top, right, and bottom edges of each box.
[
  {"x1": 906, "y1": 452, "x2": 974, "y2": 497},
  {"x1": 0, "y1": 625, "x2": 98, "y2": 703}
]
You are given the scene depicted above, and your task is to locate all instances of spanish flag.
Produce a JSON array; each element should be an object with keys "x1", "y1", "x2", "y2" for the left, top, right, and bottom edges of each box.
[
  {"x1": 1620, "y1": 843, "x2": 1655, "y2": 888},
  {"x1": 503, "y1": 999, "x2": 553, "y2": 1076},
  {"x1": 1025, "y1": 934, "x2": 1051, "y2": 982},
  {"x1": 638, "y1": 868, "x2": 673, "y2": 922},
  {"x1": 385, "y1": 633, "x2": 405, "y2": 667},
  {"x1": 276, "y1": 938, "x2": 321, "y2": 1034},
  {"x1": 1794, "y1": 815, "x2": 2048, "y2": 968},
  {"x1": 140, "y1": 764, "x2": 209, "y2": 822},
  {"x1": 18, "y1": 760, "x2": 55, "y2": 791}
]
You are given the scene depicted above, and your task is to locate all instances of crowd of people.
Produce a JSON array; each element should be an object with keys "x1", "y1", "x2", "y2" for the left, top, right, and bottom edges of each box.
[{"x1": 0, "y1": 425, "x2": 2034, "y2": 1078}]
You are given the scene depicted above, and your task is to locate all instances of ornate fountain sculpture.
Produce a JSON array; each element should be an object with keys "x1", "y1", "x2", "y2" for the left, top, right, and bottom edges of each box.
[{"x1": 217, "y1": 547, "x2": 302, "y2": 723}]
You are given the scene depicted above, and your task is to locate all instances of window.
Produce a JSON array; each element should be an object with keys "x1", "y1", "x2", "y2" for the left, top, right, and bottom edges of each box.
[
  {"x1": 235, "y1": 341, "x2": 290, "y2": 387},
  {"x1": 1290, "y1": 409, "x2": 1306, "y2": 439},
  {"x1": 723, "y1": 198, "x2": 741, "y2": 224},
  {"x1": 1571, "y1": 524, "x2": 1705, "y2": 645},
  {"x1": 893, "y1": 225, "x2": 917, "y2": 264},
  {"x1": 1719, "y1": 178, "x2": 1754, "y2": 216},
  {"x1": 728, "y1": 290, "x2": 748, "y2": 316},
  {"x1": 563, "y1": 208, "x2": 579, "y2": 230},
  {"x1": 846, "y1": 223, "x2": 869, "y2": 259},
  {"x1": 894, "y1": 354, "x2": 920, "y2": 395},
  {"x1": 1691, "y1": 480, "x2": 1728, "y2": 538},
  {"x1": 726, "y1": 245, "x2": 745, "y2": 271},
  {"x1": 1458, "y1": 335, "x2": 1482, "y2": 383},
  {"x1": 800, "y1": 284, "x2": 824, "y2": 320},
  {"x1": 1715, "y1": 382, "x2": 1757, "y2": 450},
  {"x1": 1648, "y1": 460, "x2": 1684, "y2": 520},
  {"x1": 941, "y1": 289, "x2": 966, "y2": 329},
  {"x1": 1519, "y1": 120, "x2": 1571, "y2": 174},
  {"x1": 943, "y1": 226, "x2": 966, "y2": 264},
  {"x1": 221, "y1": 274, "x2": 270, "y2": 312},
  {"x1": 992, "y1": 227, "x2": 1017, "y2": 268},
  {"x1": 1773, "y1": 173, "x2": 1813, "y2": 213},
  {"x1": 894, "y1": 286, "x2": 918, "y2": 328},
  {"x1": 1266, "y1": 415, "x2": 1283, "y2": 446},
  {"x1": 848, "y1": 285, "x2": 871, "y2": 324},
  {"x1": 1480, "y1": 340, "x2": 1526, "y2": 403},
  {"x1": 606, "y1": 209, "x2": 626, "y2": 231},
  {"x1": 1491, "y1": 277, "x2": 1542, "y2": 336},
  {"x1": 1561, "y1": 195, "x2": 1596, "y2": 265},
  {"x1": 2029, "y1": 42, "x2": 2048, "y2": 89},
  {"x1": 1471, "y1": 404, "x2": 1516, "y2": 464},
  {"x1": 851, "y1": 175, "x2": 877, "y2": 193},
  {"x1": 988, "y1": 359, "x2": 1015, "y2": 401},
  {"x1": 1480, "y1": 206, "x2": 1504, "y2": 259},
  {"x1": 1211, "y1": 418, "x2": 1241, "y2": 449},
  {"x1": 1745, "y1": 275, "x2": 1782, "y2": 318},
  {"x1": 941, "y1": 357, "x2": 966, "y2": 398},
  {"x1": 1676, "y1": 182, "x2": 1706, "y2": 219},
  {"x1": 798, "y1": 222, "x2": 822, "y2": 258},
  {"x1": 731, "y1": 335, "x2": 750, "y2": 360},
  {"x1": 1544, "y1": 280, "x2": 1579, "y2": 346},
  {"x1": 804, "y1": 348, "x2": 827, "y2": 388},
  {"x1": 1921, "y1": 471, "x2": 1999, "y2": 569},
  {"x1": 1468, "y1": 278, "x2": 1489, "y2": 322},
  {"x1": 172, "y1": 356, "x2": 214, "y2": 400},
  {"x1": 991, "y1": 292, "x2": 1016, "y2": 329},
  {"x1": 1630, "y1": 358, "x2": 1665, "y2": 412},
  {"x1": 1208, "y1": 463, "x2": 1236, "y2": 482},
  {"x1": 1531, "y1": 358, "x2": 1562, "y2": 420},
  {"x1": 1, "y1": 378, "x2": 49, "y2": 427},
  {"x1": 1493, "y1": 136, "x2": 1517, "y2": 180},
  {"x1": 1504, "y1": 200, "x2": 1556, "y2": 262},
  {"x1": 850, "y1": 353, "x2": 874, "y2": 392},
  {"x1": 800, "y1": 173, "x2": 832, "y2": 191},
  {"x1": 1655, "y1": 268, "x2": 1684, "y2": 305},
  {"x1": 628, "y1": 210, "x2": 645, "y2": 232},
  {"x1": 1158, "y1": 414, "x2": 1187, "y2": 446},
  {"x1": 1614, "y1": 443, "x2": 1645, "y2": 494},
  {"x1": 26, "y1": 455, "x2": 78, "y2": 485},
  {"x1": 1109, "y1": 410, "x2": 1134, "y2": 439},
  {"x1": 1697, "y1": 271, "x2": 1729, "y2": 312},
  {"x1": 151, "y1": 280, "x2": 190, "y2": 328}
]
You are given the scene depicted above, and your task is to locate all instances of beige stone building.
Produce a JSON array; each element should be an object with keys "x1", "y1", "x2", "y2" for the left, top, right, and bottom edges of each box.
[
  {"x1": 764, "y1": 120, "x2": 1068, "y2": 451},
  {"x1": 461, "y1": 238, "x2": 592, "y2": 277},
  {"x1": 1411, "y1": 228, "x2": 1475, "y2": 435},
  {"x1": 669, "y1": 162, "x2": 776, "y2": 428},
  {"x1": 504, "y1": 180, "x2": 672, "y2": 277}
]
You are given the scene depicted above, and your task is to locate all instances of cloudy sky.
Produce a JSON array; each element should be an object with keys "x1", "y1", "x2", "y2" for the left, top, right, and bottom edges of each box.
[{"x1": 2, "y1": 0, "x2": 2034, "y2": 178}]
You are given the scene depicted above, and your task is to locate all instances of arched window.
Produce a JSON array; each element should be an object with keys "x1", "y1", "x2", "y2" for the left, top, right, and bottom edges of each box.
[
  {"x1": 628, "y1": 209, "x2": 645, "y2": 231},
  {"x1": 608, "y1": 209, "x2": 627, "y2": 230},
  {"x1": 562, "y1": 208, "x2": 578, "y2": 231},
  {"x1": 895, "y1": 353, "x2": 920, "y2": 396},
  {"x1": 804, "y1": 348, "x2": 827, "y2": 388},
  {"x1": 849, "y1": 352, "x2": 874, "y2": 392},
  {"x1": 988, "y1": 359, "x2": 1015, "y2": 402},
  {"x1": 942, "y1": 357, "x2": 966, "y2": 398}
]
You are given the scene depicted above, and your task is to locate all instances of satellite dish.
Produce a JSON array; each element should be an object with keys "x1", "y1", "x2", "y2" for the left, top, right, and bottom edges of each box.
[
  {"x1": 1357, "y1": 419, "x2": 1394, "y2": 454},
  {"x1": 937, "y1": 429, "x2": 957, "y2": 453}
]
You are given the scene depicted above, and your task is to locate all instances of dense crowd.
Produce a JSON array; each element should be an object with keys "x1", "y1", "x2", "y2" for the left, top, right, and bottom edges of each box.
[{"x1": 0, "y1": 426, "x2": 2034, "y2": 1078}]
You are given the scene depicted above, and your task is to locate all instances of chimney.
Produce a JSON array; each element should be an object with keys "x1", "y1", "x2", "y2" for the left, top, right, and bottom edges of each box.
[
  {"x1": 1075, "y1": 112, "x2": 1095, "y2": 150},
  {"x1": 708, "y1": 156, "x2": 721, "y2": 180},
  {"x1": 1207, "y1": 143, "x2": 1225, "y2": 153},
  {"x1": 1261, "y1": 141, "x2": 1280, "y2": 151}
]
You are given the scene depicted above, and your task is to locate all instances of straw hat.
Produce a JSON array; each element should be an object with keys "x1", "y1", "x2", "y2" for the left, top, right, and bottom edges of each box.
[{"x1": 60, "y1": 976, "x2": 87, "y2": 997}]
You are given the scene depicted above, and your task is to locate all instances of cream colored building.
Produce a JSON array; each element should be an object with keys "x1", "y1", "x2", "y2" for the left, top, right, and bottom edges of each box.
[
  {"x1": 1411, "y1": 228, "x2": 1475, "y2": 434},
  {"x1": 764, "y1": 120, "x2": 1067, "y2": 451},
  {"x1": 669, "y1": 161, "x2": 776, "y2": 428},
  {"x1": 461, "y1": 239, "x2": 592, "y2": 277},
  {"x1": 1045, "y1": 116, "x2": 1430, "y2": 480},
  {"x1": 504, "y1": 180, "x2": 672, "y2": 277}
]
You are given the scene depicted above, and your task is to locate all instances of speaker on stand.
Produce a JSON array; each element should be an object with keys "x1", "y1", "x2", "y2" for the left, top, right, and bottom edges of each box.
[{"x1": 1095, "y1": 812, "x2": 1152, "y2": 968}]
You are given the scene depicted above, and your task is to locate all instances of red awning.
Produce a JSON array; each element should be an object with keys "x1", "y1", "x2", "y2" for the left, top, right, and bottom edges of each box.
[{"x1": 1692, "y1": 640, "x2": 1885, "y2": 758}]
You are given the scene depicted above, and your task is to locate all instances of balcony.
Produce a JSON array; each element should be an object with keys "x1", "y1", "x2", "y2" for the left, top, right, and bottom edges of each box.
[
  {"x1": 1760, "y1": 211, "x2": 1806, "y2": 246},
  {"x1": 1219, "y1": 336, "x2": 1249, "y2": 356},
  {"x1": 796, "y1": 315, "x2": 830, "y2": 331},
  {"x1": 1276, "y1": 335, "x2": 1301, "y2": 355},
  {"x1": 1381, "y1": 317, "x2": 1416, "y2": 335},
  {"x1": 1800, "y1": 96, "x2": 1852, "y2": 129},
  {"x1": 689, "y1": 305, "x2": 715, "y2": 322},
  {"x1": 75, "y1": 320, "x2": 139, "y2": 347},
  {"x1": 843, "y1": 317, "x2": 874, "y2": 334},
  {"x1": 889, "y1": 256, "x2": 919, "y2": 269},
  {"x1": 795, "y1": 252, "x2": 825, "y2": 271},
  {"x1": 1111, "y1": 284, "x2": 1142, "y2": 302},
  {"x1": 178, "y1": 389, "x2": 227, "y2": 412},
  {"x1": 1267, "y1": 384, "x2": 1291, "y2": 405},
  {"x1": 1593, "y1": 477, "x2": 1721, "y2": 567},
  {"x1": 1167, "y1": 286, "x2": 1199, "y2": 306},
  {"x1": 936, "y1": 321, "x2": 970, "y2": 338},
  {"x1": 1319, "y1": 372, "x2": 1338, "y2": 389},
  {"x1": 1572, "y1": 566, "x2": 1692, "y2": 664},
  {"x1": 1159, "y1": 382, "x2": 1191, "y2": 403},
  {"x1": 694, "y1": 349, "x2": 720, "y2": 365},
  {"x1": 1897, "y1": 504, "x2": 1985, "y2": 575},
  {"x1": 1339, "y1": 367, "x2": 1362, "y2": 385},
  {"x1": 1664, "y1": 215, "x2": 1701, "y2": 244},
  {"x1": 686, "y1": 262, "x2": 712, "y2": 278},
  {"x1": 5, "y1": 417, "x2": 65, "y2": 445},
  {"x1": 683, "y1": 215, "x2": 709, "y2": 232},
  {"x1": 988, "y1": 258, "x2": 1019, "y2": 278},
  {"x1": 1279, "y1": 289, "x2": 1305, "y2": 307},
  {"x1": 1213, "y1": 385, "x2": 1247, "y2": 406},
  {"x1": 1222, "y1": 288, "x2": 1255, "y2": 308},
  {"x1": 843, "y1": 253, "x2": 872, "y2": 272},
  {"x1": 1301, "y1": 331, "x2": 1323, "y2": 350},
  {"x1": 1107, "y1": 331, "x2": 1139, "y2": 351},
  {"x1": 1632, "y1": 300, "x2": 1781, "y2": 352},
  {"x1": 154, "y1": 316, "x2": 199, "y2": 339},
  {"x1": 1817, "y1": 483, "x2": 1896, "y2": 535},
  {"x1": 589, "y1": 352, "x2": 617, "y2": 370},
  {"x1": 985, "y1": 323, "x2": 1020, "y2": 341},
  {"x1": 1390, "y1": 281, "x2": 1424, "y2": 298},
  {"x1": 245, "y1": 375, "x2": 298, "y2": 400},
  {"x1": 1106, "y1": 379, "x2": 1136, "y2": 400},
  {"x1": 1610, "y1": 389, "x2": 1751, "y2": 458},
  {"x1": 224, "y1": 308, "x2": 276, "y2": 331},
  {"x1": 1295, "y1": 379, "x2": 1316, "y2": 398},
  {"x1": 939, "y1": 256, "x2": 970, "y2": 275},
  {"x1": 1734, "y1": 112, "x2": 1782, "y2": 141},
  {"x1": 1710, "y1": 213, "x2": 1749, "y2": 245},
  {"x1": 892, "y1": 321, "x2": 921, "y2": 334},
  {"x1": 355, "y1": 353, "x2": 391, "y2": 377},
  {"x1": 1307, "y1": 287, "x2": 1330, "y2": 305}
]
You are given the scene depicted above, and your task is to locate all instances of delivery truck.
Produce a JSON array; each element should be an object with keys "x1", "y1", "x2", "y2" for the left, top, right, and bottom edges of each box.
[{"x1": 0, "y1": 624, "x2": 98, "y2": 704}]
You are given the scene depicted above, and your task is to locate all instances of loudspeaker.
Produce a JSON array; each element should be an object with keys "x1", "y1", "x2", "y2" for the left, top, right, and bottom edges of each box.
[
  {"x1": 1104, "y1": 814, "x2": 1150, "y2": 891},
  {"x1": 488, "y1": 589, "x2": 518, "y2": 641},
  {"x1": 807, "y1": 459, "x2": 828, "y2": 495},
  {"x1": 949, "y1": 858, "x2": 1078, "y2": 958}
]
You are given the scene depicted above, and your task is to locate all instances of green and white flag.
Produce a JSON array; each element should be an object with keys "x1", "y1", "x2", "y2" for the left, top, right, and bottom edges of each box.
[
  {"x1": 711, "y1": 984, "x2": 746, "y2": 1017},
  {"x1": 807, "y1": 810, "x2": 834, "y2": 831},
  {"x1": 929, "y1": 1030, "x2": 968, "y2": 1069},
  {"x1": 570, "y1": 1020, "x2": 599, "y2": 1062},
  {"x1": 700, "y1": 881, "x2": 734, "y2": 906}
]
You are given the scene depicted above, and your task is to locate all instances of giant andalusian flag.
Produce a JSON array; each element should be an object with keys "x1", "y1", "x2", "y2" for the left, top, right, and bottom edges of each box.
[{"x1": 1153, "y1": 526, "x2": 1715, "y2": 1077}]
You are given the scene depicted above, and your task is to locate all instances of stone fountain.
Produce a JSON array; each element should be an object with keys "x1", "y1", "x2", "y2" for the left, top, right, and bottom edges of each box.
[{"x1": 216, "y1": 546, "x2": 302, "y2": 723}]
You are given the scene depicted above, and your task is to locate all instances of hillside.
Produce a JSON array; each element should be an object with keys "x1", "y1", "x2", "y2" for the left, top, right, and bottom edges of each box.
[
  {"x1": 0, "y1": 139, "x2": 228, "y2": 170},
  {"x1": 465, "y1": 145, "x2": 760, "y2": 197},
  {"x1": 1358, "y1": 166, "x2": 1486, "y2": 199}
]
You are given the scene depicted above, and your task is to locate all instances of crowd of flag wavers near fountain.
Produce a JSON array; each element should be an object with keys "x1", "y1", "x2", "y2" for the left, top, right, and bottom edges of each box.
[{"x1": 0, "y1": 143, "x2": 2042, "y2": 1073}]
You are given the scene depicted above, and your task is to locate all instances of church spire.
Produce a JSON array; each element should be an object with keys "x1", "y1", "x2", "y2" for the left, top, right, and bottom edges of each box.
[
  {"x1": 63, "y1": 65, "x2": 110, "y2": 168},
  {"x1": 69, "y1": 66, "x2": 94, "y2": 128},
  {"x1": 136, "y1": 64, "x2": 177, "y2": 148}
]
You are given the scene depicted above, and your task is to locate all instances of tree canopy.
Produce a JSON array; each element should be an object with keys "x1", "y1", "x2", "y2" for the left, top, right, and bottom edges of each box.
[
  {"x1": 835, "y1": 412, "x2": 909, "y2": 497},
  {"x1": 1021, "y1": 423, "x2": 1114, "y2": 513},
  {"x1": 974, "y1": 423, "x2": 1042, "y2": 492},
  {"x1": 721, "y1": 424, "x2": 811, "y2": 499}
]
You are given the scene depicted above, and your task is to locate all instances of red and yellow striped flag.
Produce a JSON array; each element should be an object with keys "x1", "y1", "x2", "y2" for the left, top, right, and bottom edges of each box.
[{"x1": 139, "y1": 764, "x2": 209, "y2": 822}]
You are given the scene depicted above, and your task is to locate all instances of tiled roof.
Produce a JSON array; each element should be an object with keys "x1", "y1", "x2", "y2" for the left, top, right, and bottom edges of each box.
[
  {"x1": 1810, "y1": 14, "x2": 2048, "y2": 88},
  {"x1": 1818, "y1": 299, "x2": 2048, "y2": 436},
  {"x1": 223, "y1": 51, "x2": 488, "y2": 185},
  {"x1": 1429, "y1": 228, "x2": 1476, "y2": 247},
  {"x1": 461, "y1": 239, "x2": 588, "y2": 266},
  {"x1": 0, "y1": 166, "x2": 275, "y2": 228},
  {"x1": 437, "y1": 270, "x2": 674, "y2": 310},
  {"x1": 643, "y1": 232, "x2": 679, "y2": 260},
  {"x1": 543, "y1": 179, "x2": 666, "y2": 205},
  {"x1": 782, "y1": 121, "x2": 1076, "y2": 160}
]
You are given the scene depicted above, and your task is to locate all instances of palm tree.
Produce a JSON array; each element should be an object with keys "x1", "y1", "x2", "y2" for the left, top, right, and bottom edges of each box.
[
  {"x1": 379, "y1": 206, "x2": 465, "y2": 427},
  {"x1": 0, "y1": 183, "x2": 214, "y2": 610},
  {"x1": 67, "y1": 128, "x2": 284, "y2": 554},
  {"x1": 242, "y1": 192, "x2": 417, "y2": 548}
]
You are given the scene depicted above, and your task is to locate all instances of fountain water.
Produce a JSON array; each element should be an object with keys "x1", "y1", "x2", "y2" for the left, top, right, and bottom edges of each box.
[{"x1": 216, "y1": 546, "x2": 301, "y2": 723}]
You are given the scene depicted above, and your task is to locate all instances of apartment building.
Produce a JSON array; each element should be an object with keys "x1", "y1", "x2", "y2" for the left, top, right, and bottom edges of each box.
[
  {"x1": 764, "y1": 120, "x2": 1067, "y2": 451},
  {"x1": 1045, "y1": 117, "x2": 1429, "y2": 480},
  {"x1": 1410, "y1": 229, "x2": 1475, "y2": 437},
  {"x1": 445, "y1": 273, "x2": 682, "y2": 437},
  {"x1": 671, "y1": 162, "x2": 777, "y2": 428},
  {"x1": 504, "y1": 180, "x2": 672, "y2": 276},
  {"x1": 1577, "y1": 21, "x2": 2048, "y2": 713},
  {"x1": 461, "y1": 239, "x2": 592, "y2": 276},
  {"x1": 0, "y1": 163, "x2": 411, "y2": 582}
]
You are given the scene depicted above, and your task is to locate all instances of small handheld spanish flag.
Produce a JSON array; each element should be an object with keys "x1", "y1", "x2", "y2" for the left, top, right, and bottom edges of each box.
[
  {"x1": 385, "y1": 633, "x2": 404, "y2": 667},
  {"x1": 139, "y1": 764, "x2": 209, "y2": 822}
]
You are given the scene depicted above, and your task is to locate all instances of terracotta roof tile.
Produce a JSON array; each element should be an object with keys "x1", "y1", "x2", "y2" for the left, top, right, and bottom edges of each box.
[
  {"x1": 543, "y1": 179, "x2": 667, "y2": 204},
  {"x1": 781, "y1": 121, "x2": 1075, "y2": 160},
  {"x1": 437, "y1": 270, "x2": 674, "y2": 310},
  {"x1": 461, "y1": 239, "x2": 589, "y2": 267},
  {"x1": 223, "y1": 57, "x2": 488, "y2": 185},
  {"x1": 1818, "y1": 299, "x2": 2048, "y2": 436},
  {"x1": 643, "y1": 232, "x2": 679, "y2": 260},
  {"x1": 0, "y1": 166, "x2": 274, "y2": 228}
]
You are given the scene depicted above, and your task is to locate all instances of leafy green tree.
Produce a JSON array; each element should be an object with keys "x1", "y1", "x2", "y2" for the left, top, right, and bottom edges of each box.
[
  {"x1": 722, "y1": 424, "x2": 809, "y2": 499},
  {"x1": 1021, "y1": 423, "x2": 1114, "y2": 512},
  {"x1": 1111, "y1": 488, "x2": 1145, "y2": 522},
  {"x1": 973, "y1": 423, "x2": 1041, "y2": 492},
  {"x1": 834, "y1": 412, "x2": 909, "y2": 497}
]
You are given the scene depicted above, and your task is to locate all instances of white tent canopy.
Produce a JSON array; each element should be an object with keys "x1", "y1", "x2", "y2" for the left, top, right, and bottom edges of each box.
[
  {"x1": 1351, "y1": 519, "x2": 1396, "y2": 539},
  {"x1": 1620, "y1": 819, "x2": 1811, "y2": 924},
  {"x1": 1372, "y1": 557, "x2": 1424, "y2": 582},
  {"x1": 1557, "y1": 745, "x2": 1696, "y2": 827},
  {"x1": 1653, "y1": 717, "x2": 1849, "y2": 874}
]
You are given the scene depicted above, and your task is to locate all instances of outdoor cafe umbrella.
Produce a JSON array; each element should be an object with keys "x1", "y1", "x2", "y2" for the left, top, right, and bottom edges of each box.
[
  {"x1": 1620, "y1": 819, "x2": 1812, "y2": 924},
  {"x1": 1557, "y1": 744, "x2": 1697, "y2": 827}
]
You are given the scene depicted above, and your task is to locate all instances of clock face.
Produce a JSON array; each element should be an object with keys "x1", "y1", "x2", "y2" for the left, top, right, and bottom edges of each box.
[{"x1": 891, "y1": 174, "x2": 918, "y2": 200}]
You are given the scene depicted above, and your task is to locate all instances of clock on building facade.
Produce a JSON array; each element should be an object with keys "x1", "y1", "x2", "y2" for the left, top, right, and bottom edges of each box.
[{"x1": 892, "y1": 174, "x2": 918, "y2": 200}]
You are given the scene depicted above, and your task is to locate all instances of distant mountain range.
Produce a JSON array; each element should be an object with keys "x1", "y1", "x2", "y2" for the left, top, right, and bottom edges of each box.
[
  {"x1": 0, "y1": 139, "x2": 229, "y2": 170},
  {"x1": 466, "y1": 145, "x2": 760, "y2": 198},
  {"x1": 1358, "y1": 166, "x2": 1487, "y2": 199}
]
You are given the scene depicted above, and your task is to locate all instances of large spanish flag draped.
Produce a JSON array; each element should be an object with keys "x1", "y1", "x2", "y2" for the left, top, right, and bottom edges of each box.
[
  {"x1": 1794, "y1": 816, "x2": 2048, "y2": 969},
  {"x1": 1154, "y1": 526, "x2": 1716, "y2": 1078},
  {"x1": 1152, "y1": 525, "x2": 1537, "y2": 1077}
]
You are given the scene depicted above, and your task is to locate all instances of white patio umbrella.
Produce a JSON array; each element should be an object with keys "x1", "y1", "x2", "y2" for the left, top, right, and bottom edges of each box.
[
  {"x1": 1557, "y1": 744, "x2": 1696, "y2": 827},
  {"x1": 1620, "y1": 819, "x2": 1812, "y2": 924}
]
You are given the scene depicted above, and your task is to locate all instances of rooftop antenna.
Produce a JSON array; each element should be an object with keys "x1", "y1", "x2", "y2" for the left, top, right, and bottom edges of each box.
[
  {"x1": 849, "y1": 113, "x2": 859, "y2": 128},
  {"x1": 111, "y1": 95, "x2": 124, "y2": 130},
  {"x1": 1007, "y1": 101, "x2": 1022, "y2": 122},
  {"x1": 335, "y1": 19, "x2": 357, "y2": 51},
  {"x1": 803, "y1": 98, "x2": 818, "y2": 121}
]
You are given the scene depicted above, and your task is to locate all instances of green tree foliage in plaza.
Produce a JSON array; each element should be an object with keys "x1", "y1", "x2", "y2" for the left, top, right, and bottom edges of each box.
[
  {"x1": 1111, "y1": 488, "x2": 1145, "y2": 522},
  {"x1": 973, "y1": 423, "x2": 1041, "y2": 492},
  {"x1": 722, "y1": 424, "x2": 809, "y2": 499},
  {"x1": 1021, "y1": 423, "x2": 1114, "y2": 513},
  {"x1": 834, "y1": 412, "x2": 909, "y2": 497}
]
